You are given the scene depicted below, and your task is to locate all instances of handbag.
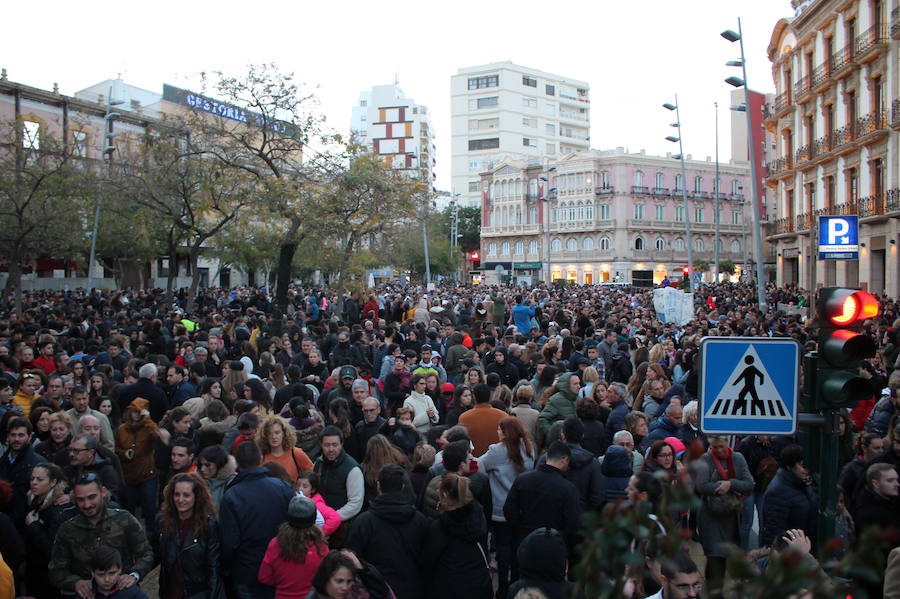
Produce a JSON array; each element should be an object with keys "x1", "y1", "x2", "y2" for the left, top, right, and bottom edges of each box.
[{"x1": 705, "y1": 492, "x2": 742, "y2": 514}]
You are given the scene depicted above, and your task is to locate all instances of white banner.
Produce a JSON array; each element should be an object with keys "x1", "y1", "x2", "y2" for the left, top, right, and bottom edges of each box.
[{"x1": 653, "y1": 287, "x2": 694, "y2": 325}]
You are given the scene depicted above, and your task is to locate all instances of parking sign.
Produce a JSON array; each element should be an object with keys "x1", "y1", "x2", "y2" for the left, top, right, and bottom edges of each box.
[{"x1": 818, "y1": 215, "x2": 859, "y2": 260}]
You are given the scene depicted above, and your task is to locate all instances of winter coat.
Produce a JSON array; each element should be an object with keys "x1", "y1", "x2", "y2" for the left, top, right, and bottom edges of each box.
[
  {"x1": 313, "y1": 450, "x2": 365, "y2": 521},
  {"x1": 645, "y1": 415, "x2": 681, "y2": 446},
  {"x1": 378, "y1": 420, "x2": 422, "y2": 456},
  {"x1": 762, "y1": 467, "x2": 818, "y2": 548},
  {"x1": 258, "y1": 537, "x2": 328, "y2": 599},
  {"x1": 219, "y1": 467, "x2": 295, "y2": 586},
  {"x1": 48, "y1": 507, "x2": 154, "y2": 593},
  {"x1": 307, "y1": 493, "x2": 341, "y2": 537},
  {"x1": 605, "y1": 401, "x2": 630, "y2": 447},
  {"x1": 694, "y1": 450, "x2": 754, "y2": 558},
  {"x1": 580, "y1": 418, "x2": 607, "y2": 457},
  {"x1": 851, "y1": 485, "x2": 900, "y2": 542},
  {"x1": 503, "y1": 463, "x2": 582, "y2": 541},
  {"x1": 63, "y1": 451, "x2": 125, "y2": 503},
  {"x1": 537, "y1": 373, "x2": 579, "y2": 435},
  {"x1": 606, "y1": 351, "x2": 633, "y2": 384},
  {"x1": 116, "y1": 378, "x2": 169, "y2": 423},
  {"x1": 422, "y1": 471, "x2": 492, "y2": 525},
  {"x1": 419, "y1": 501, "x2": 492, "y2": 599},
  {"x1": 865, "y1": 396, "x2": 895, "y2": 436},
  {"x1": 204, "y1": 455, "x2": 237, "y2": 510},
  {"x1": 0, "y1": 444, "x2": 42, "y2": 526},
  {"x1": 158, "y1": 515, "x2": 225, "y2": 599},
  {"x1": 507, "y1": 528, "x2": 581, "y2": 599},
  {"x1": 486, "y1": 349, "x2": 521, "y2": 389},
  {"x1": 346, "y1": 491, "x2": 430, "y2": 599},
  {"x1": 115, "y1": 399, "x2": 160, "y2": 485},
  {"x1": 403, "y1": 390, "x2": 439, "y2": 433},
  {"x1": 598, "y1": 445, "x2": 632, "y2": 507},
  {"x1": 540, "y1": 443, "x2": 604, "y2": 511},
  {"x1": 478, "y1": 441, "x2": 535, "y2": 521},
  {"x1": 23, "y1": 480, "x2": 71, "y2": 598}
]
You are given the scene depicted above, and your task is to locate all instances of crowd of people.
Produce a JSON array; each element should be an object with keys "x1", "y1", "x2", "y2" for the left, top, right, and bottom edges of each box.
[{"x1": 0, "y1": 280, "x2": 897, "y2": 599}]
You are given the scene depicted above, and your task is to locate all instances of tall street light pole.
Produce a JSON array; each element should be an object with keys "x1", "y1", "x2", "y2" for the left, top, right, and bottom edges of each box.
[
  {"x1": 714, "y1": 101, "x2": 721, "y2": 283},
  {"x1": 664, "y1": 98, "x2": 695, "y2": 296},
  {"x1": 87, "y1": 85, "x2": 123, "y2": 292},
  {"x1": 723, "y1": 19, "x2": 768, "y2": 310},
  {"x1": 540, "y1": 167, "x2": 556, "y2": 284}
]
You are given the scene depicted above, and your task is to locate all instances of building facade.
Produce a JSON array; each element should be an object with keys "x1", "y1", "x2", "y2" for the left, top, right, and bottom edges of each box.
[
  {"x1": 351, "y1": 83, "x2": 436, "y2": 184},
  {"x1": 765, "y1": 0, "x2": 899, "y2": 295},
  {"x1": 451, "y1": 62, "x2": 590, "y2": 207},
  {"x1": 479, "y1": 148, "x2": 752, "y2": 286}
]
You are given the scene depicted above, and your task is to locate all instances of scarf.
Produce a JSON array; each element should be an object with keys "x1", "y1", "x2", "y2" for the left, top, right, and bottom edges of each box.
[{"x1": 709, "y1": 446, "x2": 736, "y2": 481}]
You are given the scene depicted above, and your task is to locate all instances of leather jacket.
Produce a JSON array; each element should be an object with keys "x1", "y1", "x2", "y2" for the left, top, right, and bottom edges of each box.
[{"x1": 158, "y1": 515, "x2": 224, "y2": 599}]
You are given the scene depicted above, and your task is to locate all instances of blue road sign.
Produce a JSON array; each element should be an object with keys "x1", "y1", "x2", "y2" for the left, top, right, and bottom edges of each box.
[
  {"x1": 818, "y1": 215, "x2": 859, "y2": 260},
  {"x1": 700, "y1": 337, "x2": 800, "y2": 435}
]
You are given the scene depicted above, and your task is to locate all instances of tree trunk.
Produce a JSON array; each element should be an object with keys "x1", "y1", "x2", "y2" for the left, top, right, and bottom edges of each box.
[
  {"x1": 271, "y1": 241, "x2": 297, "y2": 337},
  {"x1": 187, "y1": 246, "x2": 202, "y2": 313},
  {"x1": 8, "y1": 259, "x2": 23, "y2": 319},
  {"x1": 335, "y1": 233, "x2": 356, "y2": 317}
]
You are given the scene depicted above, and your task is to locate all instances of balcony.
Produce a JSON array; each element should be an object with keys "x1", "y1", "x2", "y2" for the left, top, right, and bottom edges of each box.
[
  {"x1": 829, "y1": 44, "x2": 855, "y2": 78},
  {"x1": 854, "y1": 25, "x2": 888, "y2": 63},
  {"x1": 771, "y1": 156, "x2": 794, "y2": 174},
  {"x1": 793, "y1": 75, "x2": 811, "y2": 103},
  {"x1": 795, "y1": 143, "x2": 815, "y2": 165},
  {"x1": 855, "y1": 109, "x2": 888, "y2": 142},
  {"x1": 773, "y1": 91, "x2": 792, "y2": 115},
  {"x1": 893, "y1": 7, "x2": 900, "y2": 39},
  {"x1": 810, "y1": 62, "x2": 833, "y2": 92},
  {"x1": 652, "y1": 187, "x2": 669, "y2": 196},
  {"x1": 772, "y1": 217, "x2": 795, "y2": 235},
  {"x1": 892, "y1": 99, "x2": 900, "y2": 128},
  {"x1": 888, "y1": 188, "x2": 900, "y2": 212},
  {"x1": 595, "y1": 186, "x2": 615, "y2": 195},
  {"x1": 858, "y1": 194, "x2": 886, "y2": 217},
  {"x1": 631, "y1": 185, "x2": 650, "y2": 195},
  {"x1": 831, "y1": 123, "x2": 856, "y2": 151}
]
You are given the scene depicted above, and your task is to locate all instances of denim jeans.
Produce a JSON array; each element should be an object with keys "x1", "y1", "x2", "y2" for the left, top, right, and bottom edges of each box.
[
  {"x1": 738, "y1": 491, "x2": 756, "y2": 550},
  {"x1": 124, "y1": 477, "x2": 159, "y2": 536},
  {"x1": 493, "y1": 520, "x2": 517, "y2": 586}
]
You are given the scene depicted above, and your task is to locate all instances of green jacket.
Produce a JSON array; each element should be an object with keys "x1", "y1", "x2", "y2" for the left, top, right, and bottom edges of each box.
[
  {"x1": 490, "y1": 291, "x2": 507, "y2": 317},
  {"x1": 537, "y1": 372, "x2": 579, "y2": 435},
  {"x1": 48, "y1": 507, "x2": 153, "y2": 592}
]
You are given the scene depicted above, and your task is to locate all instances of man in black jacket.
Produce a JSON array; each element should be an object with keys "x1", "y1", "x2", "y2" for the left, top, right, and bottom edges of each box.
[
  {"x1": 504, "y1": 441, "x2": 582, "y2": 555},
  {"x1": 116, "y1": 363, "x2": 168, "y2": 422},
  {"x1": 346, "y1": 464, "x2": 429, "y2": 599},
  {"x1": 349, "y1": 397, "x2": 386, "y2": 462},
  {"x1": 556, "y1": 418, "x2": 604, "y2": 511},
  {"x1": 0, "y1": 416, "x2": 42, "y2": 528}
]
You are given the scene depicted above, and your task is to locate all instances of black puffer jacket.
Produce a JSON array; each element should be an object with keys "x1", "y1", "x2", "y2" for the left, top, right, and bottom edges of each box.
[
  {"x1": 761, "y1": 467, "x2": 818, "y2": 547},
  {"x1": 507, "y1": 527, "x2": 583, "y2": 599},
  {"x1": 158, "y1": 515, "x2": 225, "y2": 599},
  {"x1": 599, "y1": 445, "x2": 633, "y2": 507},
  {"x1": 346, "y1": 492, "x2": 430, "y2": 599},
  {"x1": 419, "y1": 501, "x2": 492, "y2": 599}
]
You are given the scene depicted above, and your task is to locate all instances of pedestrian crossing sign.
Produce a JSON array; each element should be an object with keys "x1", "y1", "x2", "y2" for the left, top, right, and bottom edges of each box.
[{"x1": 699, "y1": 337, "x2": 800, "y2": 435}]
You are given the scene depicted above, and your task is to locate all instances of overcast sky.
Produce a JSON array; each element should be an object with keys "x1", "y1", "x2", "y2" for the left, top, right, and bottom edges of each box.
[{"x1": 4, "y1": 0, "x2": 794, "y2": 193}]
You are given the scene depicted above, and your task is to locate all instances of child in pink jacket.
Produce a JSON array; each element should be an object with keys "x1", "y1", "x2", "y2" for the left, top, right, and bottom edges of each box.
[{"x1": 297, "y1": 471, "x2": 342, "y2": 536}]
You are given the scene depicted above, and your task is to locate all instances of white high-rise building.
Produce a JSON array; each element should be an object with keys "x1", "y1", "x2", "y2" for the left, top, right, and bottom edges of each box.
[
  {"x1": 351, "y1": 83, "x2": 435, "y2": 185},
  {"x1": 451, "y1": 62, "x2": 590, "y2": 206}
]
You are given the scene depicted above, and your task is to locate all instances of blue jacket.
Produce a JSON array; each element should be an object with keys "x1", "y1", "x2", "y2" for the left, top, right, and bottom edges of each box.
[
  {"x1": 512, "y1": 303, "x2": 535, "y2": 333},
  {"x1": 606, "y1": 401, "x2": 630, "y2": 447},
  {"x1": 762, "y1": 467, "x2": 818, "y2": 548},
  {"x1": 645, "y1": 415, "x2": 681, "y2": 445},
  {"x1": 219, "y1": 467, "x2": 295, "y2": 585},
  {"x1": 599, "y1": 445, "x2": 633, "y2": 507}
]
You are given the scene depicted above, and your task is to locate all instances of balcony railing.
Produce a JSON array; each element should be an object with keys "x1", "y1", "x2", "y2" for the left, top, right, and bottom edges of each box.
[
  {"x1": 855, "y1": 24, "x2": 888, "y2": 59},
  {"x1": 829, "y1": 44, "x2": 855, "y2": 75},
  {"x1": 888, "y1": 188, "x2": 900, "y2": 211},
  {"x1": 858, "y1": 194, "x2": 886, "y2": 217},
  {"x1": 773, "y1": 91, "x2": 791, "y2": 113},
  {"x1": 793, "y1": 75, "x2": 811, "y2": 101},
  {"x1": 832, "y1": 123, "x2": 855, "y2": 149},
  {"x1": 856, "y1": 109, "x2": 887, "y2": 137},
  {"x1": 595, "y1": 186, "x2": 614, "y2": 195},
  {"x1": 652, "y1": 187, "x2": 669, "y2": 196},
  {"x1": 795, "y1": 143, "x2": 814, "y2": 164},
  {"x1": 631, "y1": 185, "x2": 650, "y2": 195},
  {"x1": 773, "y1": 217, "x2": 795, "y2": 234},
  {"x1": 810, "y1": 62, "x2": 832, "y2": 89},
  {"x1": 813, "y1": 133, "x2": 834, "y2": 155},
  {"x1": 771, "y1": 156, "x2": 794, "y2": 173}
]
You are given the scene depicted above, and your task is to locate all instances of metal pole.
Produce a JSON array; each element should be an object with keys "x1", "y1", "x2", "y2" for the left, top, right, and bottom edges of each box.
[
  {"x1": 738, "y1": 17, "x2": 768, "y2": 310},
  {"x1": 674, "y1": 96, "x2": 695, "y2": 295},
  {"x1": 544, "y1": 171, "x2": 552, "y2": 285},
  {"x1": 423, "y1": 193, "x2": 431, "y2": 284},
  {"x1": 714, "y1": 101, "x2": 721, "y2": 283},
  {"x1": 87, "y1": 86, "x2": 115, "y2": 293}
]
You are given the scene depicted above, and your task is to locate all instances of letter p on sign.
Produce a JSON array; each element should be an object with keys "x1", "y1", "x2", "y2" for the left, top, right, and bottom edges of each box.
[{"x1": 827, "y1": 218, "x2": 850, "y2": 244}]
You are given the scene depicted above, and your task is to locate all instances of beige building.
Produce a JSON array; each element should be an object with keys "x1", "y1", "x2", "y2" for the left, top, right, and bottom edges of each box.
[{"x1": 765, "y1": 0, "x2": 898, "y2": 295}]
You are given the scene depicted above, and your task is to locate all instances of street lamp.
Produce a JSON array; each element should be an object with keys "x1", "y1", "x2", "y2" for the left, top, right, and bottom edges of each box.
[
  {"x1": 663, "y1": 97, "x2": 695, "y2": 295},
  {"x1": 86, "y1": 86, "x2": 124, "y2": 292},
  {"x1": 723, "y1": 18, "x2": 767, "y2": 310},
  {"x1": 540, "y1": 167, "x2": 556, "y2": 284},
  {"x1": 714, "y1": 101, "x2": 720, "y2": 283}
]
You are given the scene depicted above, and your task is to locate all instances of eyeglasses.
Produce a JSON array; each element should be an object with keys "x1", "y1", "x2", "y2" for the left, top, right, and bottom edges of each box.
[
  {"x1": 75, "y1": 473, "x2": 99, "y2": 484},
  {"x1": 658, "y1": 452, "x2": 674, "y2": 458},
  {"x1": 673, "y1": 582, "x2": 704, "y2": 592}
]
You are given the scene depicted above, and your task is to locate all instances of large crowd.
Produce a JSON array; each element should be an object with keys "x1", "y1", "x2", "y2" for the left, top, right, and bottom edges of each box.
[{"x1": 0, "y1": 280, "x2": 898, "y2": 599}]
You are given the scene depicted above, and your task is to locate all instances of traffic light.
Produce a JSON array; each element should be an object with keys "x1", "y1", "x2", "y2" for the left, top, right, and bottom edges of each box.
[
  {"x1": 815, "y1": 287, "x2": 878, "y2": 409},
  {"x1": 682, "y1": 265, "x2": 690, "y2": 277},
  {"x1": 470, "y1": 251, "x2": 480, "y2": 269}
]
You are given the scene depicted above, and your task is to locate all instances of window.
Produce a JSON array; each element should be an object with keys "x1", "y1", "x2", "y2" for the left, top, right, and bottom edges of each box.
[
  {"x1": 72, "y1": 130, "x2": 87, "y2": 157},
  {"x1": 577, "y1": 203, "x2": 584, "y2": 220},
  {"x1": 694, "y1": 238, "x2": 705, "y2": 252},
  {"x1": 522, "y1": 98, "x2": 537, "y2": 108},
  {"x1": 566, "y1": 238, "x2": 577, "y2": 251},
  {"x1": 552, "y1": 207, "x2": 558, "y2": 222},
  {"x1": 675, "y1": 174, "x2": 683, "y2": 192},
  {"x1": 675, "y1": 206, "x2": 685, "y2": 222},
  {"x1": 581, "y1": 237, "x2": 594, "y2": 251},
  {"x1": 633, "y1": 171, "x2": 644, "y2": 187},
  {"x1": 732, "y1": 180, "x2": 741, "y2": 195},
  {"x1": 546, "y1": 143, "x2": 556, "y2": 155},
  {"x1": 546, "y1": 84, "x2": 555, "y2": 96},
  {"x1": 529, "y1": 206, "x2": 537, "y2": 223},
  {"x1": 600, "y1": 204, "x2": 610, "y2": 220},
  {"x1": 544, "y1": 104, "x2": 556, "y2": 116},
  {"x1": 523, "y1": 76, "x2": 537, "y2": 87},
  {"x1": 488, "y1": 242, "x2": 497, "y2": 256},
  {"x1": 501, "y1": 242, "x2": 510, "y2": 255},
  {"x1": 634, "y1": 204, "x2": 645, "y2": 219},
  {"x1": 468, "y1": 181, "x2": 480, "y2": 192},
  {"x1": 586, "y1": 204, "x2": 593, "y2": 220},
  {"x1": 22, "y1": 120, "x2": 40, "y2": 149},
  {"x1": 635, "y1": 237, "x2": 645, "y2": 250},
  {"x1": 469, "y1": 118, "x2": 499, "y2": 130},
  {"x1": 529, "y1": 179, "x2": 538, "y2": 198},
  {"x1": 600, "y1": 171, "x2": 610, "y2": 189},
  {"x1": 522, "y1": 117, "x2": 536, "y2": 128},
  {"x1": 694, "y1": 176, "x2": 703, "y2": 193},
  {"x1": 655, "y1": 237, "x2": 665, "y2": 251},
  {"x1": 529, "y1": 240, "x2": 538, "y2": 254},
  {"x1": 695, "y1": 207, "x2": 703, "y2": 222},
  {"x1": 468, "y1": 75, "x2": 498, "y2": 89},
  {"x1": 514, "y1": 241, "x2": 524, "y2": 254},
  {"x1": 674, "y1": 238, "x2": 685, "y2": 251},
  {"x1": 468, "y1": 160, "x2": 482, "y2": 172},
  {"x1": 523, "y1": 138, "x2": 537, "y2": 147},
  {"x1": 655, "y1": 205, "x2": 664, "y2": 221},
  {"x1": 731, "y1": 211, "x2": 741, "y2": 225},
  {"x1": 600, "y1": 236, "x2": 611, "y2": 250},
  {"x1": 476, "y1": 96, "x2": 499, "y2": 108},
  {"x1": 469, "y1": 138, "x2": 499, "y2": 151},
  {"x1": 551, "y1": 238, "x2": 562, "y2": 253},
  {"x1": 545, "y1": 124, "x2": 555, "y2": 136},
  {"x1": 655, "y1": 172, "x2": 664, "y2": 188},
  {"x1": 731, "y1": 239, "x2": 741, "y2": 253},
  {"x1": 360, "y1": 100, "x2": 367, "y2": 107}
]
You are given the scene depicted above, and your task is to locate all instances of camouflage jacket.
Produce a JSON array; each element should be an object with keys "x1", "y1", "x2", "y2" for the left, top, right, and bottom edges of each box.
[{"x1": 48, "y1": 507, "x2": 153, "y2": 592}]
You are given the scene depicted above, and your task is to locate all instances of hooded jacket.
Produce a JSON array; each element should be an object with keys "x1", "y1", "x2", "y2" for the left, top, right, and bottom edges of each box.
[
  {"x1": 537, "y1": 373, "x2": 578, "y2": 435},
  {"x1": 606, "y1": 349, "x2": 633, "y2": 384},
  {"x1": 346, "y1": 491, "x2": 430, "y2": 599},
  {"x1": 419, "y1": 501, "x2": 492, "y2": 599},
  {"x1": 599, "y1": 445, "x2": 632, "y2": 507},
  {"x1": 204, "y1": 455, "x2": 237, "y2": 510},
  {"x1": 115, "y1": 398, "x2": 160, "y2": 485},
  {"x1": 486, "y1": 348, "x2": 520, "y2": 389},
  {"x1": 507, "y1": 528, "x2": 581, "y2": 599},
  {"x1": 538, "y1": 442, "x2": 603, "y2": 511}
]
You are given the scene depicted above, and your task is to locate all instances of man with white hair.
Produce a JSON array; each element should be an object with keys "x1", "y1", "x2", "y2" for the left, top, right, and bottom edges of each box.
[
  {"x1": 598, "y1": 430, "x2": 644, "y2": 473},
  {"x1": 116, "y1": 362, "x2": 168, "y2": 422}
]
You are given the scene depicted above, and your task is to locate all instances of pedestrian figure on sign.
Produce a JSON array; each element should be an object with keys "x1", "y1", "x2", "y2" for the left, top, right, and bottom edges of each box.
[{"x1": 732, "y1": 355, "x2": 764, "y2": 415}]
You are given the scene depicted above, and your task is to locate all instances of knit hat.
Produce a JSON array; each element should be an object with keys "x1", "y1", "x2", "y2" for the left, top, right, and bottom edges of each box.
[
  {"x1": 351, "y1": 378, "x2": 368, "y2": 391},
  {"x1": 287, "y1": 495, "x2": 317, "y2": 529},
  {"x1": 664, "y1": 436, "x2": 686, "y2": 458},
  {"x1": 441, "y1": 382, "x2": 455, "y2": 393}
]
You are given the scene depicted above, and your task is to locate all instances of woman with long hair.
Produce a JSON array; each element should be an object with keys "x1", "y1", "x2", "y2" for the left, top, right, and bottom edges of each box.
[
  {"x1": 465, "y1": 367, "x2": 485, "y2": 388},
  {"x1": 256, "y1": 415, "x2": 313, "y2": 481},
  {"x1": 641, "y1": 439, "x2": 682, "y2": 479},
  {"x1": 197, "y1": 444, "x2": 236, "y2": 511},
  {"x1": 245, "y1": 378, "x2": 274, "y2": 415},
  {"x1": 477, "y1": 417, "x2": 535, "y2": 594},
  {"x1": 420, "y1": 473, "x2": 493, "y2": 599},
  {"x1": 533, "y1": 365, "x2": 557, "y2": 403},
  {"x1": 360, "y1": 434, "x2": 409, "y2": 506},
  {"x1": 88, "y1": 372, "x2": 109, "y2": 404},
  {"x1": 445, "y1": 386, "x2": 474, "y2": 428},
  {"x1": 29, "y1": 406, "x2": 52, "y2": 445},
  {"x1": 23, "y1": 462, "x2": 70, "y2": 599},
  {"x1": 158, "y1": 472, "x2": 224, "y2": 599},
  {"x1": 626, "y1": 362, "x2": 650, "y2": 402},
  {"x1": 259, "y1": 495, "x2": 330, "y2": 598},
  {"x1": 184, "y1": 378, "x2": 224, "y2": 420},
  {"x1": 94, "y1": 396, "x2": 122, "y2": 429},
  {"x1": 70, "y1": 360, "x2": 90, "y2": 389}
]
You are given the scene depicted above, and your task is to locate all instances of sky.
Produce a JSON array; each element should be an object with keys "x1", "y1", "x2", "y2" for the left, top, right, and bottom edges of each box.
[{"x1": 4, "y1": 0, "x2": 794, "y2": 193}]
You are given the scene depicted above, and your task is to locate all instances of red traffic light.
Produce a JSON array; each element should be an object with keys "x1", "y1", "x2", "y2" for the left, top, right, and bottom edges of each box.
[
  {"x1": 682, "y1": 265, "x2": 690, "y2": 276},
  {"x1": 823, "y1": 289, "x2": 878, "y2": 325},
  {"x1": 470, "y1": 251, "x2": 479, "y2": 260}
]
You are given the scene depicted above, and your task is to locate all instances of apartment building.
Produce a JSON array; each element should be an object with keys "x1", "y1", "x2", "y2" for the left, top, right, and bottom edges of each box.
[
  {"x1": 451, "y1": 62, "x2": 590, "y2": 207},
  {"x1": 478, "y1": 148, "x2": 751, "y2": 286},
  {"x1": 765, "y1": 0, "x2": 899, "y2": 294}
]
